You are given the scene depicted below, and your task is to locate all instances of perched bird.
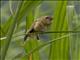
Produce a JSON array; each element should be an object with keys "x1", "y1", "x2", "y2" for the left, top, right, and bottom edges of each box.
[{"x1": 24, "y1": 16, "x2": 53, "y2": 41}]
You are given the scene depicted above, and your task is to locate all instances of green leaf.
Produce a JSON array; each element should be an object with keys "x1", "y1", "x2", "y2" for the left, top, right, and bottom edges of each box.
[
  {"x1": 49, "y1": 1, "x2": 69, "y2": 60},
  {"x1": 1, "y1": 1, "x2": 23, "y2": 60}
]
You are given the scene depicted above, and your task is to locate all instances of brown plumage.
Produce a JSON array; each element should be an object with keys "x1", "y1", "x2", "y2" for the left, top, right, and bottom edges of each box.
[{"x1": 24, "y1": 16, "x2": 53, "y2": 41}]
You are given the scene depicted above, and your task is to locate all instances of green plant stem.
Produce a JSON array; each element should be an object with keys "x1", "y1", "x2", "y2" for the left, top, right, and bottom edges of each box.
[
  {"x1": 0, "y1": 31, "x2": 80, "y2": 40},
  {"x1": 1, "y1": 1, "x2": 23, "y2": 60},
  {"x1": 26, "y1": 33, "x2": 74, "y2": 57}
]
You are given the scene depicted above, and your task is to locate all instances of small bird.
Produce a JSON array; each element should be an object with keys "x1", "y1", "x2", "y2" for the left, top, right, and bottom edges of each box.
[{"x1": 24, "y1": 16, "x2": 53, "y2": 41}]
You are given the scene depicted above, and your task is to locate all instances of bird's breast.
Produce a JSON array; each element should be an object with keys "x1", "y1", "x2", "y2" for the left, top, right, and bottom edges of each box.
[{"x1": 33, "y1": 21, "x2": 46, "y2": 31}]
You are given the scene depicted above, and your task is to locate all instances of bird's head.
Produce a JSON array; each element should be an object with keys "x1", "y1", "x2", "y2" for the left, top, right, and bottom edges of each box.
[{"x1": 44, "y1": 16, "x2": 53, "y2": 25}]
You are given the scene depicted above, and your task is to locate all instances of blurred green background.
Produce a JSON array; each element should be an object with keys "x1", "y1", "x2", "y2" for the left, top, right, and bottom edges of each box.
[{"x1": 0, "y1": 1, "x2": 80, "y2": 60}]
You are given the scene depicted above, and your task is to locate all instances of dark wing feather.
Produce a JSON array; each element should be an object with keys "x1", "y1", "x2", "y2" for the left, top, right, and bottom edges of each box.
[{"x1": 24, "y1": 23, "x2": 35, "y2": 41}]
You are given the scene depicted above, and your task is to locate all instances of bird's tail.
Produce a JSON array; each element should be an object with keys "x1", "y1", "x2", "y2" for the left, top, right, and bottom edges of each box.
[
  {"x1": 24, "y1": 33, "x2": 29, "y2": 41},
  {"x1": 24, "y1": 28, "x2": 34, "y2": 41}
]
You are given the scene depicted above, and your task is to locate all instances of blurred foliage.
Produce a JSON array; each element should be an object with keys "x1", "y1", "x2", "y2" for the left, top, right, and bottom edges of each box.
[{"x1": 0, "y1": 1, "x2": 80, "y2": 60}]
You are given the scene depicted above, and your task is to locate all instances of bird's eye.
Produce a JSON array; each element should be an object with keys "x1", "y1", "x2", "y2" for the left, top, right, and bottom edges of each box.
[
  {"x1": 45, "y1": 16, "x2": 50, "y2": 19},
  {"x1": 45, "y1": 16, "x2": 53, "y2": 21}
]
